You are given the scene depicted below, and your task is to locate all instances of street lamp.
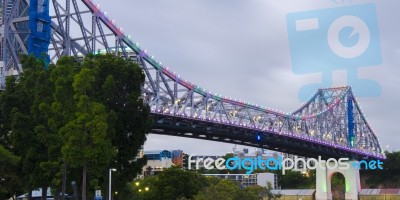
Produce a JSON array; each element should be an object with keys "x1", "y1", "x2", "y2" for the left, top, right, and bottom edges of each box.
[{"x1": 109, "y1": 168, "x2": 116, "y2": 200}]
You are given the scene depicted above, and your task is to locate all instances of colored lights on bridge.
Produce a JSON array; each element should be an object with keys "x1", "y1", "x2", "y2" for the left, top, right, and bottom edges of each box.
[
  {"x1": 82, "y1": 0, "x2": 384, "y2": 160},
  {"x1": 151, "y1": 106, "x2": 384, "y2": 159}
]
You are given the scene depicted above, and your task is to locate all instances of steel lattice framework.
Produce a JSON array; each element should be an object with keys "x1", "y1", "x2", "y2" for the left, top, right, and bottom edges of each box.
[{"x1": 0, "y1": 0, "x2": 385, "y2": 160}]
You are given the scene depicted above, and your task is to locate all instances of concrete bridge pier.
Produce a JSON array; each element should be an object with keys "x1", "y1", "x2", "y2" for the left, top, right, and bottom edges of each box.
[{"x1": 315, "y1": 160, "x2": 361, "y2": 200}]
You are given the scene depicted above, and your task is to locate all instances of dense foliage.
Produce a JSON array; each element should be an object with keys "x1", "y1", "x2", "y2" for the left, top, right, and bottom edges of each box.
[
  {"x1": 129, "y1": 167, "x2": 280, "y2": 200},
  {"x1": 0, "y1": 54, "x2": 151, "y2": 200},
  {"x1": 362, "y1": 151, "x2": 400, "y2": 188}
]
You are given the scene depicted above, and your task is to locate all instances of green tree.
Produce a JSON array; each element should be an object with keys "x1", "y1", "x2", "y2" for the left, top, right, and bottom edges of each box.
[
  {"x1": 278, "y1": 170, "x2": 314, "y2": 189},
  {"x1": 258, "y1": 182, "x2": 282, "y2": 200},
  {"x1": 362, "y1": 151, "x2": 400, "y2": 187},
  {"x1": 57, "y1": 54, "x2": 151, "y2": 199},
  {"x1": 61, "y1": 66, "x2": 116, "y2": 200},
  {"x1": 194, "y1": 179, "x2": 263, "y2": 200},
  {"x1": 133, "y1": 167, "x2": 208, "y2": 200},
  {"x1": 194, "y1": 179, "x2": 239, "y2": 200},
  {"x1": 0, "y1": 75, "x2": 25, "y2": 200},
  {"x1": 0, "y1": 144, "x2": 21, "y2": 199},
  {"x1": 47, "y1": 56, "x2": 81, "y2": 198},
  {"x1": 1, "y1": 55, "x2": 55, "y2": 200},
  {"x1": 82, "y1": 54, "x2": 151, "y2": 195},
  {"x1": 0, "y1": 54, "x2": 151, "y2": 200}
]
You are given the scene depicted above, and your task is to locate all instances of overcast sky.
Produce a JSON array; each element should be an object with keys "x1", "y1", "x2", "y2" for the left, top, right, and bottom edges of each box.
[{"x1": 91, "y1": 0, "x2": 400, "y2": 155}]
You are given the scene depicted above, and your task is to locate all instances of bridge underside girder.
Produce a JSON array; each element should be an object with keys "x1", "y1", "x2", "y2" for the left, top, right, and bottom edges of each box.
[{"x1": 151, "y1": 113, "x2": 372, "y2": 160}]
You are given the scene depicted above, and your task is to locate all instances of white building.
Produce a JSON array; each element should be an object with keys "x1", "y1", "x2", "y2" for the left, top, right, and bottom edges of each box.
[
  {"x1": 203, "y1": 172, "x2": 278, "y2": 189},
  {"x1": 138, "y1": 149, "x2": 184, "y2": 177},
  {"x1": 142, "y1": 150, "x2": 174, "y2": 175},
  {"x1": 232, "y1": 146, "x2": 280, "y2": 160}
]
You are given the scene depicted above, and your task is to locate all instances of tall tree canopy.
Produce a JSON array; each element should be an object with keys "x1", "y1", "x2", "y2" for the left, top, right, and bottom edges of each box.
[
  {"x1": 132, "y1": 167, "x2": 209, "y2": 200},
  {"x1": 82, "y1": 54, "x2": 151, "y2": 191},
  {"x1": 0, "y1": 54, "x2": 151, "y2": 200}
]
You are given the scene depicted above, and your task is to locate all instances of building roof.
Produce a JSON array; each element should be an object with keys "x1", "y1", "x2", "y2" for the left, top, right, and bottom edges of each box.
[
  {"x1": 203, "y1": 174, "x2": 256, "y2": 176},
  {"x1": 189, "y1": 155, "x2": 221, "y2": 159},
  {"x1": 271, "y1": 189, "x2": 315, "y2": 196},
  {"x1": 144, "y1": 150, "x2": 169, "y2": 154},
  {"x1": 143, "y1": 150, "x2": 182, "y2": 154},
  {"x1": 360, "y1": 189, "x2": 400, "y2": 195}
]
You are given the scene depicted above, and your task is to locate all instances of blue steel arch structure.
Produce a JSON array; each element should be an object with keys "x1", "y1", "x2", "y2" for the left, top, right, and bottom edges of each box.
[
  {"x1": 0, "y1": 0, "x2": 50, "y2": 81},
  {"x1": 0, "y1": 0, "x2": 385, "y2": 160}
]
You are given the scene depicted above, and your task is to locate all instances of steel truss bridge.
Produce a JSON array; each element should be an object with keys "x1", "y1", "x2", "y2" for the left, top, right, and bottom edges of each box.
[{"x1": 0, "y1": 0, "x2": 385, "y2": 160}]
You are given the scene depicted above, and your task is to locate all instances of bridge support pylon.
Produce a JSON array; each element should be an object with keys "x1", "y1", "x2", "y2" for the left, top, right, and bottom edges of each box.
[{"x1": 315, "y1": 160, "x2": 361, "y2": 200}]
